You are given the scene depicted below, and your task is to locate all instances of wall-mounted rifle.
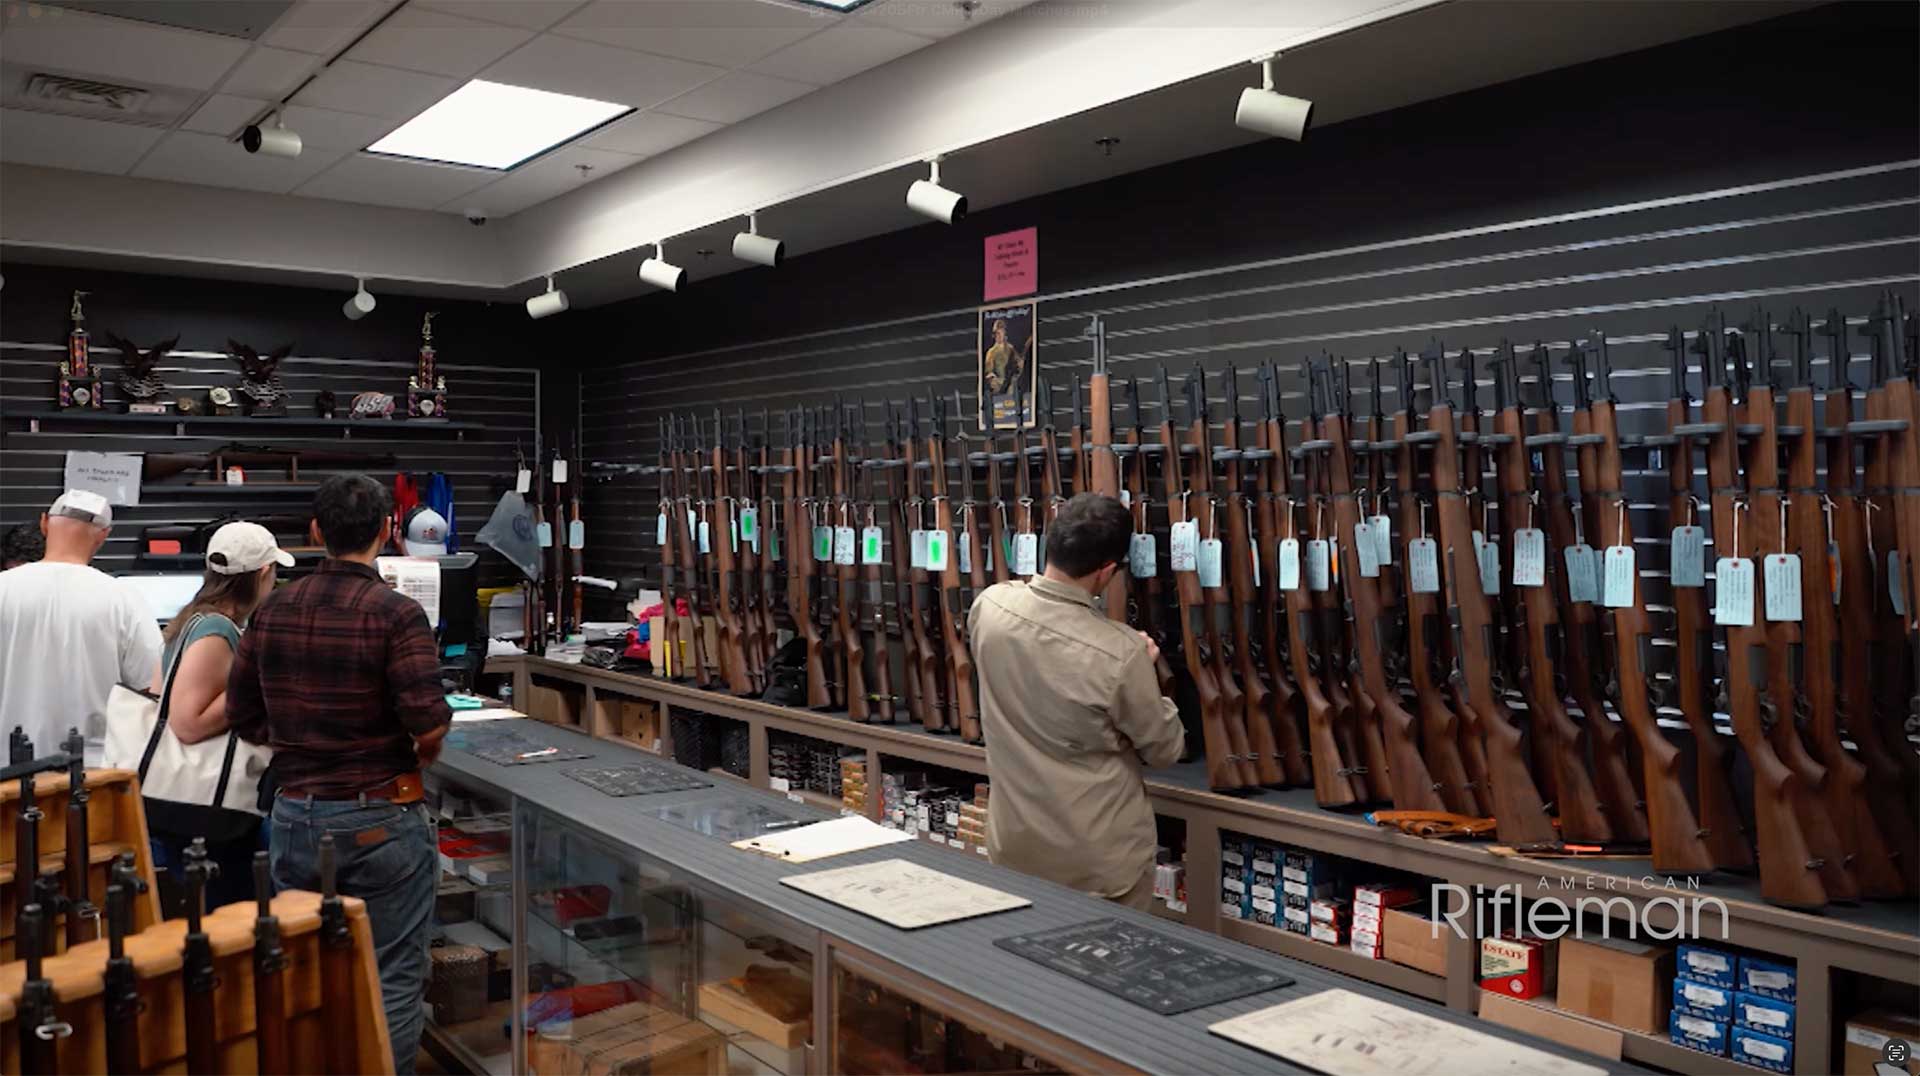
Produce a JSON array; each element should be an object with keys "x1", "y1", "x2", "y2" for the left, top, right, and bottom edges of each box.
[
  {"x1": 1220, "y1": 364, "x2": 1285, "y2": 787},
  {"x1": 855, "y1": 401, "x2": 893, "y2": 721},
  {"x1": 253, "y1": 850, "x2": 290, "y2": 1075},
  {"x1": 103, "y1": 851, "x2": 146, "y2": 1075},
  {"x1": 1253, "y1": 363, "x2": 1311, "y2": 786},
  {"x1": 785, "y1": 409, "x2": 827, "y2": 706},
  {"x1": 182, "y1": 838, "x2": 220, "y2": 1075},
  {"x1": 927, "y1": 393, "x2": 981, "y2": 742}
]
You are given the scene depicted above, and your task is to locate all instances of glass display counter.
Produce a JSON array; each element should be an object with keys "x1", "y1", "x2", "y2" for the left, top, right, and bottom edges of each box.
[{"x1": 424, "y1": 773, "x2": 519, "y2": 1076}]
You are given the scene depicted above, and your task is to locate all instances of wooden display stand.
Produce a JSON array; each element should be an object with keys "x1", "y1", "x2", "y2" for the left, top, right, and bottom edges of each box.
[
  {"x1": 529, "y1": 1000, "x2": 726, "y2": 1075},
  {"x1": 0, "y1": 769, "x2": 162, "y2": 960},
  {"x1": 0, "y1": 889, "x2": 394, "y2": 1074}
]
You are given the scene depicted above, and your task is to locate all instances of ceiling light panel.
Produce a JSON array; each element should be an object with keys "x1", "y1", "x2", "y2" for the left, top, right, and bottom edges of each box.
[{"x1": 366, "y1": 78, "x2": 632, "y2": 169}]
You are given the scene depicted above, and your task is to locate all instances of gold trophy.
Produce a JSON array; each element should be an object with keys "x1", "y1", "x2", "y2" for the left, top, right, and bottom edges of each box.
[
  {"x1": 407, "y1": 311, "x2": 447, "y2": 419},
  {"x1": 57, "y1": 291, "x2": 103, "y2": 411}
]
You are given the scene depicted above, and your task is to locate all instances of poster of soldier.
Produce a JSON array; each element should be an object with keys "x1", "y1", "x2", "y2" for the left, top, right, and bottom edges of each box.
[{"x1": 977, "y1": 301, "x2": 1037, "y2": 430}]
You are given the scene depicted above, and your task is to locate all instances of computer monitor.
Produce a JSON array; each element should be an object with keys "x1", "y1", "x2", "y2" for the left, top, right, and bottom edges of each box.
[
  {"x1": 436, "y1": 552, "x2": 479, "y2": 648},
  {"x1": 115, "y1": 572, "x2": 207, "y2": 623}
]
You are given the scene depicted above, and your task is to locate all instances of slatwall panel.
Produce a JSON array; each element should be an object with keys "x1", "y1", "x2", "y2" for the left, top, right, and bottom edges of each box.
[
  {"x1": 577, "y1": 158, "x2": 1920, "y2": 727},
  {"x1": 0, "y1": 341, "x2": 539, "y2": 585}
]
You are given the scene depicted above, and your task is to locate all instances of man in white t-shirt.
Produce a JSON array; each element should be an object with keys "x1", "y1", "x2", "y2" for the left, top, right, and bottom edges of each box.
[{"x1": 0, "y1": 490, "x2": 161, "y2": 762}]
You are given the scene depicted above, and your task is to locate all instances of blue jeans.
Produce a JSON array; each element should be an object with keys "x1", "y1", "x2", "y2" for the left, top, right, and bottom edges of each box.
[{"x1": 271, "y1": 795, "x2": 437, "y2": 1074}]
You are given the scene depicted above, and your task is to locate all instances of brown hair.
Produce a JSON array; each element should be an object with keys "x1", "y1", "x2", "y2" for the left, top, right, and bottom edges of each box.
[{"x1": 162, "y1": 567, "x2": 271, "y2": 645}]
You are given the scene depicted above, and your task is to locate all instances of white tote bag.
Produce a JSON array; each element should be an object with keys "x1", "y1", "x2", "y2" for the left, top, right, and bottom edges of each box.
[{"x1": 103, "y1": 614, "x2": 272, "y2": 841}]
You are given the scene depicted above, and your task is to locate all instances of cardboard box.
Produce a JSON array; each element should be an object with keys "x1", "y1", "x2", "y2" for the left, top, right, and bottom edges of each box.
[
  {"x1": 1735, "y1": 991, "x2": 1795, "y2": 1040},
  {"x1": 1843, "y1": 1009, "x2": 1920, "y2": 1075},
  {"x1": 1479, "y1": 991, "x2": 1624, "y2": 1061},
  {"x1": 1731, "y1": 1026, "x2": 1793, "y2": 1073},
  {"x1": 1676, "y1": 944, "x2": 1736, "y2": 989},
  {"x1": 1250, "y1": 895, "x2": 1279, "y2": 927},
  {"x1": 1737, "y1": 954, "x2": 1797, "y2": 1002},
  {"x1": 1481, "y1": 935, "x2": 1556, "y2": 1000},
  {"x1": 1380, "y1": 906, "x2": 1447, "y2": 977},
  {"x1": 1354, "y1": 883, "x2": 1419, "y2": 910},
  {"x1": 1309, "y1": 920, "x2": 1345, "y2": 946},
  {"x1": 1555, "y1": 936, "x2": 1673, "y2": 1035},
  {"x1": 526, "y1": 682, "x2": 581, "y2": 726},
  {"x1": 1669, "y1": 1012, "x2": 1730, "y2": 1057},
  {"x1": 1673, "y1": 977, "x2": 1734, "y2": 1023},
  {"x1": 618, "y1": 699, "x2": 661, "y2": 745},
  {"x1": 1310, "y1": 898, "x2": 1349, "y2": 925}
]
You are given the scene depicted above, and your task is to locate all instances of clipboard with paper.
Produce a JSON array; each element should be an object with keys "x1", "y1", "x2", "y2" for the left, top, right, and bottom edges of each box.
[{"x1": 731, "y1": 815, "x2": 916, "y2": 863}]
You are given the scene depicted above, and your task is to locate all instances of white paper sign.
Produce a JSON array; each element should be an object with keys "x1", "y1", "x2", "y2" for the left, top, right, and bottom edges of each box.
[
  {"x1": 1671, "y1": 525, "x2": 1706, "y2": 587},
  {"x1": 1715, "y1": 557, "x2": 1755, "y2": 626},
  {"x1": 1601, "y1": 544, "x2": 1636, "y2": 607},
  {"x1": 1198, "y1": 538, "x2": 1224, "y2": 588},
  {"x1": 926, "y1": 529, "x2": 950, "y2": 571},
  {"x1": 1170, "y1": 521, "x2": 1199, "y2": 572},
  {"x1": 1129, "y1": 533, "x2": 1157, "y2": 578},
  {"x1": 1013, "y1": 532, "x2": 1038, "y2": 576},
  {"x1": 1278, "y1": 538, "x2": 1301, "y2": 590},
  {"x1": 376, "y1": 556, "x2": 441, "y2": 628},
  {"x1": 1355, "y1": 522, "x2": 1380, "y2": 578},
  {"x1": 1565, "y1": 544, "x2": 1599, "y2": 603},
  {"x1": 861, "y1": 526, "x2": 884, "y2": 565},
  {"x1": 1512, "y1": 528, "x2": 1545, "y2": 587},
  {"x1": 1407, "y1": 538, "x2": 1440, "y2": 593},
  {"x1": 63, "y1": 451, "x2": 142, "y2": 506},
  {"x1": 1306, "y1": 539, "x2": 1330, "y2": 591},
  {"x1": 1764, "y1": 553, "x2": 1802, "y2": 621},
  {"x1": 833, "y1": 525, "x2": 857, "y2": 566}
]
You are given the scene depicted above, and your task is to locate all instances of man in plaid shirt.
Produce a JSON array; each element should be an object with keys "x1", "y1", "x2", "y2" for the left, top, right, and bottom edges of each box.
[{"x1": 230, "y1": 474, "x2": 450, "y2": 1073}]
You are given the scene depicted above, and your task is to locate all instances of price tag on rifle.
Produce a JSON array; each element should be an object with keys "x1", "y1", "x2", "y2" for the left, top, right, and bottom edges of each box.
[
  {"x1": 813, "y1": 526, "x2": 833, "y2": 562},
  {"x1": 833, "y1": 525, "x2": 857, "y2": 566},
  {"x1": 862, "y1": 526, "x2": 884, "y2": 565},
  {"x1": 537, "y1": 521, "x2": 554, "y2": 548},
  {"x1": 1170, "y1": 520, "x2": 1199, "y2": 572},
  {"x1": 926, "y1": 529, "x2": 950, "y2": 571},
  {"x1": 1827, "y1": 541, "x2": 1841, "y2": 606},
  {"x1": 1013, "y1": 532, "x2": 1039, "y2": 576},
  {"x1": 1407, "y1": 538, "x2": 1439, "y2": 593},
  {"x1": 910, "y1": 529, "x2": 928, "y2": 569},
  {"x1": 698, "y1": 520, "x2": 712, "y2": 555},
  {"x1": 740, "y1": 507, "x2": 758, "y2": 552},
  {"x1": 1306, "y1": 539, "x2": 1331, "y2": 592},
  {"x1": 1601, "y1": 545, "x2": 1635, "y2": 607},
  {"x1": 1130, "y1": 532, "x2": 1157, "y2": 578},
  {"x1": 1120, "y1": 489, "x2": 1131, "y2": 508},
  {"x1": 1764, "y1": 553, "x2": 1802, "y2": 621},
  {"x1": 569, "y1": 520, "x2": 585, "y2": 550},
  {"x1": 1036, "y1": 530, "x2": 1047, "y2": 574},
  {"x1": 516, "y1": 468, "x2": 532, "y2": 494},
  {"x1": 1715, "y1": 557, "x2": 1755, "y2": 625},
  {"x1": 1197, "y1": 538, "x2": 1224, "y2": 588},
  {"x1": 729, "y1": 517, "x2": 739, "y2": 552},
  {"x1": 1369, "y1": 514, "x2": 1393, "y2": 565},
  {"x1": 1670, "y1": 525, "x2": 1706, "y2": 588},
  {"x1": 656, "y1": 514, "x2": 668, "y2": 545},
  {"x1": 552, "y1": 458, "x2": 568, "y2": 484},
  {"x1": 1512, "y1": 528, "x2": 1545, "y2": 587},
  {"x1": 1473, "y1": 530, "x2": 1500, "y2": 595},
  {"x1": 1277, "y1": 537, "x2": 1301, "y2": 589},
  {"x1": 766, "y1": 521, "x2": 780, "y2": 562},
  {"x1": 1889, "y1": 551, "x2": 1906, "y2": 616},
  {"x1": 1564, "y1": 544, "x2": 1598, "y2": 603},
  {"x1": 1355, "y1": 521, "x2": 1380, "y2": 578}
]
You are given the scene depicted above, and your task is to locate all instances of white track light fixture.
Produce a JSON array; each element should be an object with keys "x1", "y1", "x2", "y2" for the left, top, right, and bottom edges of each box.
[
  {"x1": 342, "y1": 278, "x2": 376, "y2": 321},
  {"x1": 731, "y1": 212, "x2": 784, "y2": 267},
  {"x1": 526, "y1": 275, "x2": 570, "y2": 319},
  {"x1": 243, "y1": 113, "x2": 303, "y2": 158},
  {"x1": 1234, "y1": 55, "x2": 1312, "y2": 141},
  {"x1": 638, "y1": 242, "x2": 686, "y2": 292},
  {"x1": 906, "y1": 157, "x2": 966, "y2": 224}
]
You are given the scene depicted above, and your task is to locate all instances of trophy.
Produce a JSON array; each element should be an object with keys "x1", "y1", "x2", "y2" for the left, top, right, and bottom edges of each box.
[
  {"x1": 102, "y1": 331, "x2": 178, "y2": 414},
  {"x1": 207, "y1": 386, "x2": 239, "y2": 416},
  {"x1": 57, "y1": 291, "x2": 103, "y2": 411},
  {"x1": 406, "y1": 312, "x2": 447, "y2": 419},
  {"x1": 229, "y1": 338, "x2": 294, "y2": 416}
]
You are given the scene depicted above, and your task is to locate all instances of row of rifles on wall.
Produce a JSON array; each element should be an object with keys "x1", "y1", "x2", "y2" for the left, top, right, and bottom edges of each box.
[{"x1": 597, "y1": 291, "x2": 1920, "y2": 912}]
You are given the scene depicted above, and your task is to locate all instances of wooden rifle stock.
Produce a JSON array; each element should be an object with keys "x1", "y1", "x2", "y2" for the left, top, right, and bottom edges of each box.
[
  {"x1": 827, "y1": 402, "x2": 870, "y2": 718},
  {"x1": 710, "y1": 412, "x2": 754, "y2": 695},
  {"x1": 855, "y1": 405, "x2": 894, "y2": 721},
  {"x1": 1220, "y1": 365, "x2": 1286, "y2": 787},
  {"x1": 1186, "y1": 365, "x2": 1260, "y2": 789},
  {"x1": 787, "y1": 412, "x2": 829, "y2": 708},
  {"x1": 928, "y1": 395, "x2": 980, "y2": 741},
  {"x1": 182, "y1": 839, "x2": 220, "y2": 1076},
  {"x1": 904, "y1": 401, "x2": 945, "y2": 729},
  {"x1": 1252, "y1": 365, "x2": 1311, "y2": 785},
  {"x1": 1122, "y1": 380, "x2": 1179, "y2": 697},
  {"x1": 656, "y1": 420, "x2": 685, "y2": 678},
  {"x1": 1086, "y1": 319, "x2": 1128, "y2": 622},
  {"x1": 1318, "y1": 359, "x2": 1394, "y2": 802},
  {"x1": 672, "y1": 419, "x2": 712, "y2": 686},
  {"x1": 60, "y1": 730, "x2": 95, "y2": 946},
  {"x1": 884, "y1": 407, "x2": 928, "y2": 727},
  {"x1": 757, "y1": 412, "x2": 782, "y2": 672},
  {"x1": 733, "y1": 412, "x2": 767, "y2": 687},
  {"x1": 253, "y1": 851, "x2": 291, "y2": 1076}
]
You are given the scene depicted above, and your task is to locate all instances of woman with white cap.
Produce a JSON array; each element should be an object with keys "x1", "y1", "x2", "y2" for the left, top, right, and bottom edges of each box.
[{"x1": 143, "y1": 520, "x2": 294, "y2": 911}]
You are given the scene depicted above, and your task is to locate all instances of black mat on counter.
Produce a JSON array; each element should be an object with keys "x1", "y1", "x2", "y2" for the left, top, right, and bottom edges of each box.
[
  {"x1": 654, "y1": 799, "x2": 809, "y2": 841},
  {"x1": 565, "y1": 761, "x2": 713, "y2": 797},
  {"x1": 994, "y1": 918, "x2": 1292, "y2": 1015},
  {"x1": 447, "y1": 728, "x2": 593, "y2": 766}
]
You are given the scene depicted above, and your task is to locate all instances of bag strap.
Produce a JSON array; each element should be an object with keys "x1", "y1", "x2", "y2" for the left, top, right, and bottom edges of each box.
[{"x1": 137, "y1": 613, "x2": 202, "y2": 782}]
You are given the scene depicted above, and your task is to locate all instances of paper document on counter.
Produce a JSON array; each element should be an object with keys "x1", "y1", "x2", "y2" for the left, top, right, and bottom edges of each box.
[
  {"x1": 376, "y1": 556, "x2": 440, "y2": 626},
  {"x1": 732, "y1": 815, "x2": 915, "y2": 862},
  {"x1": 453, "y1": 708, "x2": 524, "y2": 723},
  {"x1": 1208, "y1": 989, "x2": 1605, "y2": 1076},
  {"x1": 779, "y1": 858, "x2": 1030, "y2": 928}
]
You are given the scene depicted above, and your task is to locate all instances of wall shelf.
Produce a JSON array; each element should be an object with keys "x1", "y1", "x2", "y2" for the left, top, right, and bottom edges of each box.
[{"x1": 2, "y1": 406, "x2": 483, "y2": 438}]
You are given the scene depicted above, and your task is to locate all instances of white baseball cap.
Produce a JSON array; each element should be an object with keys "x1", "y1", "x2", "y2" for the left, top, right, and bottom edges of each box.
[
  {"x1": 403, "y1": 506, "x2": 450, "y2": 557},
  {"x1": 48, "y1": 489, "x2": 112, "y2": 529},
  {"x1": 205, "y1": 521, "x2": 295, "y2": 574}
]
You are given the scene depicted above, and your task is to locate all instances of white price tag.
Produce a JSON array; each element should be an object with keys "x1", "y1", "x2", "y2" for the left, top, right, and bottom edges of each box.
[
  {"x1": 1120, "y1": 489, "x2": 1131, "y2": 507},
  {"x1": 569, "y1": 520, "x2": 585, "y2": 550},
  {"x1": 552, "y1": 458, "x2": 568, "y2": 484},
  {"x1": 813, "y1": 526, "x2": 832, "y2": 561},
  {"x1": 687, "y1": 510, "x2": 698, "y2": 541},
  {"x1": 766, "y1": 520, "x2": 780, "y2": 562},
  {"x1": 1198, "y1": 538, "x2": 1224, "y2": 588},
  {"x1": 1715, "y1": 557, "x2": 1755, "y2": 626},
  {"x1": 1565, "y1": 544, "x2": 1598, "y2": 603},
  {"x1": 1601, "y1": 544, "x2": 1635, "y2": 607},
  {"x1": 1512, "y1": 528, "x2": 1545, "y2": 587},
  {"x1": 740, "y1": 507, "x2": 758, "y2": 550},
  {"x1": 1170, "y1": 521, "x2": 1199, "y2": 572},
  {"x1": 1475, "y1": 531, "x2": 1500, "y2": 595},
  {"x1": 926, "y1": 529, "x2": 950, "y2": 571},
  {"x1": 1278, "y1": 538, "x2": 1301, "y2": 590},
  {"x1": 833, "y1": 525, "x2": 856, "y2": 566},
  {"x1": 1013, "y1": 532, "x2": 1038, "y2": 576},
  {"x1": 515, "y1": 468, "x2": 531, "y2": 494},
  {"x1": 656, "y1": 514, "x2": 668, "y2": 545},
  {"x1": 698, "y1": 520, "x2": 712, "y2": 554},
  {"x1": 536, "y1": 521, "x2": 553, "y2": 548},
  {"x1": 861, "y1": 526, "x2": 884, "y2": 565},
  {"x1": 1671, "y1": 525, "x2": 1706, "y2": 588},
  {"x1": 1306, "y1": 539, "x2": 1330, "y2": 591},
  {"x1": 957, "y1": 530, "x2": 972, "y2": 574},
  {"x1": 910, "y1": 529, "x2": 928, "y2": 569},
  {"x1": 1369, "y1": 514, "x2": 1393, "y2": 564},
  {"x1": 1764, "y1": 553, "x2": 1802, "y2": 621},
  {"x1": 729, "y1": 518, "x2": 738, "y2": 552},
  {"x1": 1407, "y1": 538, "x2": 1439, "y2": 593},
  {"x1": 1890, "y1": 551, "x2": 1906, "y2": 616},
  {"x1": 1355, "y1": 522, "x2": 1380, "y2": 578},
  {"x1": 1129, "y1": 533, "x2": 1157, "y2": 578}
]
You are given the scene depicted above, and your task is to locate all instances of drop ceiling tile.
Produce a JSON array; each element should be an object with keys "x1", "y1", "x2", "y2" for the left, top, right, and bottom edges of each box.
[
  {"x1": 291, "y1": 60, "x2": 455, "y2": 119},
  {"x1": 579, "y1": 109, "x2": 718, "y2": 155},
  {"x1": 481, "y1": 34, "x2": 721, "y2": 108},
  {"x1": 131, "y1": 130, "x2": 350, "y2": 193},
  {"x1": 261, "y1": 0, "x2": 397, "y2": 54},
  {"x1": 453, "y1": 145, "x2": 639, "y2": 216},
  {"x1": 276, "y1": 105, "x2": 401, "y2": 150},
  {"x1": 0, "y1": 107, "x2": 166, "y2": 172},
  {"x1": 655, "y1": 69, "x2": 811, "y2": 124},
  {"x1": 219, "y1": 46, "x2": 321, "y2": 99},
  {"x1": 854, "y1": 0, "x2": 1033, "y2": 40},
  {"x1": 295, "y1": 152, "x2": 497, "y2": 209},
  {"x1": 553, "y1": 0, "x2": 831, "y2": 69},
  {"x1": 182, "y1": 93, "x2": 270, "y2": 137},
  {"x1": 0, "y1": 6, "x2": 250, "y2": 91},
  {"x1": 411, "y1": 0, "x2": 588, "y2": 31},
  {"x1": 750, "y1": 23, "x2": 929, "y2": 85},
  {"x1": 346, "y1": 6, "x2": 536, "y2": 78}
]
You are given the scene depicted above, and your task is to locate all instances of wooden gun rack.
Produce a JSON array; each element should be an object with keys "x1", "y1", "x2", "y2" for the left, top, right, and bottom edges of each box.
[{"x1": 0, "y1": 769, "x2": 162, "y2": 961}]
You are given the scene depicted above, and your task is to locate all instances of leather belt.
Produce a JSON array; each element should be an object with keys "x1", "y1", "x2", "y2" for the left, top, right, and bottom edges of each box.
[{"x1": 282, "y1": 771, "x2": 425, "y2": 806}]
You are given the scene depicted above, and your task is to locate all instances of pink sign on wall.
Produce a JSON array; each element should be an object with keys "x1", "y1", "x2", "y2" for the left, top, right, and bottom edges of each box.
[{"x1": 983, "y1": 227, "x2": 1037, "y2": 301}]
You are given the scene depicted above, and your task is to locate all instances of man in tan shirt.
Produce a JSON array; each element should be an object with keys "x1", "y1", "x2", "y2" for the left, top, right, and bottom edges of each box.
[{"x1": 970, "y1": 493, "x2": 1186, "y2": 909}]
